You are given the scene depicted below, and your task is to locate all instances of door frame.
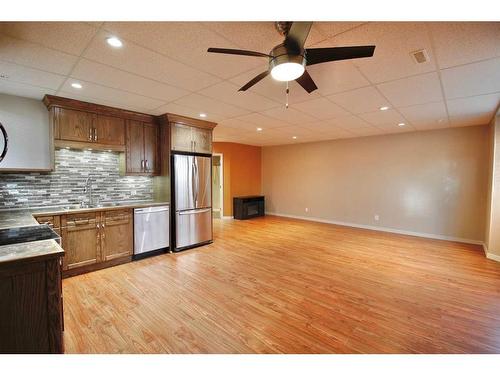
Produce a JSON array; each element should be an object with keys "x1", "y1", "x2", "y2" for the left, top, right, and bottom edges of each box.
[{"x1": 212, "y1": 153, "x2": 224, "y2": 218}]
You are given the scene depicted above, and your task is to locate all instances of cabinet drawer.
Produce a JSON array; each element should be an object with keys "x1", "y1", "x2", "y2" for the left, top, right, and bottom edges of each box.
[
  {"x1": 103, "y1": 209, "x2": 132, "y2": 225},
  {"x1": 63, "y1": 212, "x2": 98, "y2": 228},
  {"x1": 35, "y1": 215, "x2": 60, "y2": 229}
]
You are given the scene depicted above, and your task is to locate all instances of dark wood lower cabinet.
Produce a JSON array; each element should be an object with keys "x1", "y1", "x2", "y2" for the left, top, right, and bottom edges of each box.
[
  {"x1": 60, "y1": 209, "x2": 133, "y2": 277},
  {"x1": 0, "y1": 256, "x2": 64, "y2": 353}
]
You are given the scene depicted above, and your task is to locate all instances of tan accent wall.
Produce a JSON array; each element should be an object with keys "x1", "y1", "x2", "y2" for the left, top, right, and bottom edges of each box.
[
  {"x1": 213, "y1": 142, "x2": 262, "y2": 217},
  {"x1": 485, "y1": 114, "x2": 500, "y2": 257},
  {"x1": 262, "y1": 126, "x2": 491, "y2": 242}
]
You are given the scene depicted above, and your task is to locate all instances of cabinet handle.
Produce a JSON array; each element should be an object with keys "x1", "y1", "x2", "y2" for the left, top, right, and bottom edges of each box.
[
  {"x1": 94, "y1": 128, "x2": 98, "y2": 142},
  {"x1": 141, "y1": 160, "x2": 145, "y2": 171},
  {"x1": 145, "y1": 160, "x2": 149, "y2": 172},
  {"x1": 89, "y1": 128, "x2": 92, "y2": 141}
]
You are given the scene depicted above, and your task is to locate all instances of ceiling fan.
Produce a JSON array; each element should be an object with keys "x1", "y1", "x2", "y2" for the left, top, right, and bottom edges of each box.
[{"x1": 207, "y1": 22, "x2": 375, "y2": 94}]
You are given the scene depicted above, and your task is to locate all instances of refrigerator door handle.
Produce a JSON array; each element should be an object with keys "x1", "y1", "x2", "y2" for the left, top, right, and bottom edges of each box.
[
  {"x1": 194, "y1": 159, "x2": 199, "y2": 206},
  {"x1": 178, "y1": 208, "x2": 211, "y2": 215}
]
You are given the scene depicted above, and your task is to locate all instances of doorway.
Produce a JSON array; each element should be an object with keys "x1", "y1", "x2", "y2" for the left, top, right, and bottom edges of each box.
[{"x1": 212, "y1": 153, "x2": 223, "y2": 219}]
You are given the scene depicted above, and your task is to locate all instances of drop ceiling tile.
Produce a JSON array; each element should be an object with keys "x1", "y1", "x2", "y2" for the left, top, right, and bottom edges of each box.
[
  {"x1": 292, "y1": 97, "x2": 351, "y2": 120},
  {"x1": 441, "y1": 57, "x2": 500, "y2": 99},
  {"x1": 447, "y1": 93, "x2": 500, "y2": 126},
  {"x1": 152, "y1": 102, "x2": 223, "y2": 121},
  {"x1": 71, "y1": 59, "x2": 189, "y2": 102},
  {"x1": 233, "y1": 112, "x2": 289, "y2": 128},
  {"x1": 449, "y1": 114, "x2": 492, "y2": 127},
  {"x1": 0, "y1": 80, "x2": 55, "y2": 99},
  {"x1": 229, "y1": 66, "x2": 322, "y2": 104},
  {"x1": 312, "y1": 22, "x2": 367, "y2": 40},
  {"x1": 428, "y1": 22, "x2": 500, "y2": 69},
  {"x1": 359, "y1": 109, "x2": 407, "y2": 127},
  {"x1": 398, "y1": 101, "x2": 449, "y2": 129},
  {"x1": 83, "y1": 30, "x2": 220, "y2": 91},
  {"x1": 174, "y1": 93, "x2": 249, "y2": 118},
  {"x1": 347, "y1": 127, "x2": 385, "y2": 137},
  {"x1": 59, "y1": 90, "x2": 153, "y2": 114},
  {"x1": 275, "y1": 125, "x2": 315, "y2": 136},
  {"x1": 102, "y1": 22, "x2": 262, "y2": 79},
  {"x1": 217, "y1": 118, "x2": 261, "y2": 132},
  {"x1": 377, "y1": 72, "x2": 443, "y2": 107},
  {"x1": 331, "y1": 22, "x2": 437, "y2": 83},
  {"x1": 59, "y1": 79, "x2": 165, "y2": 111},
  {"x1": 327, "y1": 86, "x2": 390, "y2": 114},
  {"x1": 1, "y1": 22, "x2": 98, "y2": 56},
  {"x1": 198, "y1": 81, "x2": 280, "y2": 112},
  {"x1": 307, "y1": 60, "x2": 371, "y2": 96},
  {"x1": 262, "y1": 106, "x2": 317, "y2": 125},
  {"x1": 326, "y1": 114, "x2": 372, "y2": 129},
  {"x1": 0, "y1": 61, "x2": 65, "y2": 89},
  {"x1": 0, "y1": 34, "x2": 78, "y2": 75}
]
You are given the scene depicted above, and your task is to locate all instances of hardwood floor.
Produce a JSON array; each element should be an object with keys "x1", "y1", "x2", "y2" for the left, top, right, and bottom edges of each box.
[{"x1": 62, "y1": 216, "x2": 500, "y2": 353}]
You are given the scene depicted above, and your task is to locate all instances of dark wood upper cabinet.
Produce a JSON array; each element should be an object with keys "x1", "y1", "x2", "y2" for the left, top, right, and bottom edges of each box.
[
  {"x1": 56, "y1": 108, "x2": 93, "y2": 143},
  {"x1": 126, "y1": 120, "x2": 145, "y2": 174},
  {"x1": 125, "y1": 120, "x2": 159, "y2": 175},
  {"x1": 168, "y1": 114, "x2": 216, "y2": 154},
  {"x1": 95, "y1": 115, "x2": 125, "y2": 145},
  {"x1": 144, "y1": 123, "x2": 159, "y2": 174}
]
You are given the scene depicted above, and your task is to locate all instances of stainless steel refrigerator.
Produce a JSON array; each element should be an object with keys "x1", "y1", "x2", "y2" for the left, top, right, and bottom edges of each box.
[{"x1": 173, "y1": 154, "x2": 212, "y2": 251}]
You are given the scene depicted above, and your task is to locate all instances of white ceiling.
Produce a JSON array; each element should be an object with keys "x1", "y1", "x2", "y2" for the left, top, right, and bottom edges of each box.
[{"x1": 0, "y1": 21, "x2": 499, "y2": 146}]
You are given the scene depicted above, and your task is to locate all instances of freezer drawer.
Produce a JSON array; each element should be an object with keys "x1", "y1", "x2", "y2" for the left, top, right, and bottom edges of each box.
[{"x1": 176, "y1": 208, "x2": 212, "y2": 249}]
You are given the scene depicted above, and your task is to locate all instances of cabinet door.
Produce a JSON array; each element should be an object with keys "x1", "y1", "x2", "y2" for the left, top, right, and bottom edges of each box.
[
  {"x1": 192, "y1": 127, "x2": 212, "y2": 154},
  {"x1": 171, "y1": 123, "x2": 193, "y2": 152},
  {"x1": 101, "y1": 209, "x2": 133, "y2": 261},
  {"x1": 126, "y1": 120, "x2": 145, "y2": 173},
  {"x1": 96, "y1": 115, "x2": 125, "y2": 145},
  {"x1": 61, "y1": 213, "x2": 99, "y2": 270},
  {"x1": 57, "y1": 108, "x2": 93, "y2": 142},
  {"x1": 143, "y1": 123, "x2": 159, "y2": 174}
]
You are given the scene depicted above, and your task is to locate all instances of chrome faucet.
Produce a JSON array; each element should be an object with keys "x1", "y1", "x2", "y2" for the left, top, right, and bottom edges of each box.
[{"x1": 83, "y1": 176, "x2": 94, "y2": 208}]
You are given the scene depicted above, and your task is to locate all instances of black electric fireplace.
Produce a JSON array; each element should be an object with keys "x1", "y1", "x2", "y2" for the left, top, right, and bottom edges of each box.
[{"x1": 233, "y1": 196, "x2": 265, "y2": 220}]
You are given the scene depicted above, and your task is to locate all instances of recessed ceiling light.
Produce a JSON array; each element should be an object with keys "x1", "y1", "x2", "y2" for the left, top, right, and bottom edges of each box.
[
  {"x1": 199, "y1": 113, "x2": 207, "y2": 118},
  {"x1": 71, "y1": 82, "x2": 82, "y2": 89},
  {"x1": 292, "y1": 136, "x2": 297, "y2": 139},
  {"x1": 379, "y1": 106, "x2": 389, "y2": 111},
  {"x1": 106, "y1": 37, "x2": 123, "y2": 48},
  {"x1": 256, "y1": 127, "x2": 263, "y2": 132},
  {"x1": 87, "y1": 148, "x2": 92, "y2": 151},
  {"x1": 398, "y1": 123, "x2": 406, "y2": 127}
]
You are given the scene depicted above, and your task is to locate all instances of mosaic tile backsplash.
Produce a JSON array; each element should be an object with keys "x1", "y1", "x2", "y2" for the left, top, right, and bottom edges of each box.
[{"x1": 0, "y1": 148, "x2": 153, "y2": 209}]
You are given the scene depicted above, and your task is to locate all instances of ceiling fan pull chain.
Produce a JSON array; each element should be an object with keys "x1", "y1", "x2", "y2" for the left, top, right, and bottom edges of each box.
[{"x1": 285, "y1": 81, "x2": 289, "y2": 109}]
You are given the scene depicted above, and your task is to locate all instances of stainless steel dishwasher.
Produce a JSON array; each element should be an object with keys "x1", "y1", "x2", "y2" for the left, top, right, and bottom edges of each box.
[{"x1": 134, "y1": 205, "x2": 170, "y2": 258}]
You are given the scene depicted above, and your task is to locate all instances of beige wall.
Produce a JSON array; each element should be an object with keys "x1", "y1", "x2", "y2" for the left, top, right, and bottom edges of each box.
[
  {"x1": 485, "y1": 114, "x2": 500, "y2": 258},
  {"x1": 262, "y1": 126, "x2": 491, "y2": 242}
]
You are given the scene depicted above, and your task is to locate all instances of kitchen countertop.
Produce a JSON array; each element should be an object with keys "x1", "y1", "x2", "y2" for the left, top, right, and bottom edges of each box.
[{"x1": 0, "y1": 200, "x2": 169, "y2": 265}]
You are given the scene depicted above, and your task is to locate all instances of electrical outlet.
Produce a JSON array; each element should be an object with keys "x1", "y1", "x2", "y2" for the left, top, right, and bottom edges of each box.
[
  {"x1": 374, "y1": 214, "x2": 380, "y2": 221},
  {"x1": 305, "y1": 207, "x2": 309, "y2": 213}
]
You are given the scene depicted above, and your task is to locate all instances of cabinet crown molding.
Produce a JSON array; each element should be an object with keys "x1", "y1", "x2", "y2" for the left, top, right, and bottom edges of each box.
[
  {"x1": 159, "y1": 113, "x2": 217, "y2": 130},
  {"x1": 43, "y1": 95, "x2": 156, "y2": 123}
]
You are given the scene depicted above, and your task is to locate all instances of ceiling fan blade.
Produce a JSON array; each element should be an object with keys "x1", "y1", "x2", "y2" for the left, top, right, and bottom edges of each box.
[
  {"x1": 305, "y1": 46, "x2": 376, "y2": 66},
  {"x1": 239, "y1": 71, "x2": 270, "y2": 91},
  {"x1": 207, "y1": 47, "x2": 271, "y2": 58},
  {"x1": 284, "y1": 21, "x2": 313, "y2": 53},
  {"x1": 295, "y1": 70, "x2": 318, "y2": 93}
]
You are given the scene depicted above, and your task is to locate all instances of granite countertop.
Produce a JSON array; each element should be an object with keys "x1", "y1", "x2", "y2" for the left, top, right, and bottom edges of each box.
[{"x1": 0, "y1": 200, "x2": 169, "y2": 265}]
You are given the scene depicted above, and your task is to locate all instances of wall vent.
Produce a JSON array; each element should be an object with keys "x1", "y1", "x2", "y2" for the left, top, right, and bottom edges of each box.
[{"x1": 410, "y1": 49, "x2": 430, "y2": 64}]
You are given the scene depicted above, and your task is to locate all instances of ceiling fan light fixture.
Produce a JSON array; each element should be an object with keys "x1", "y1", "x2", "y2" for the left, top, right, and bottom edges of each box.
[{"x1": 271, "y1": 62, "x2": 305, "y2": 82}]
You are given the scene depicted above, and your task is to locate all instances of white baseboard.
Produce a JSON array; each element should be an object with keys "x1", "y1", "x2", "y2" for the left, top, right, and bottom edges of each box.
[
  {"x1": 266, "y1": 211, "x2": 484, "y2": 246},
  {"x1": 222, "y1": 216, "x2": 234, "y2": 220},
  {"x1": 486, "y1": 251, "x2": 500, "y2": 262}
]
